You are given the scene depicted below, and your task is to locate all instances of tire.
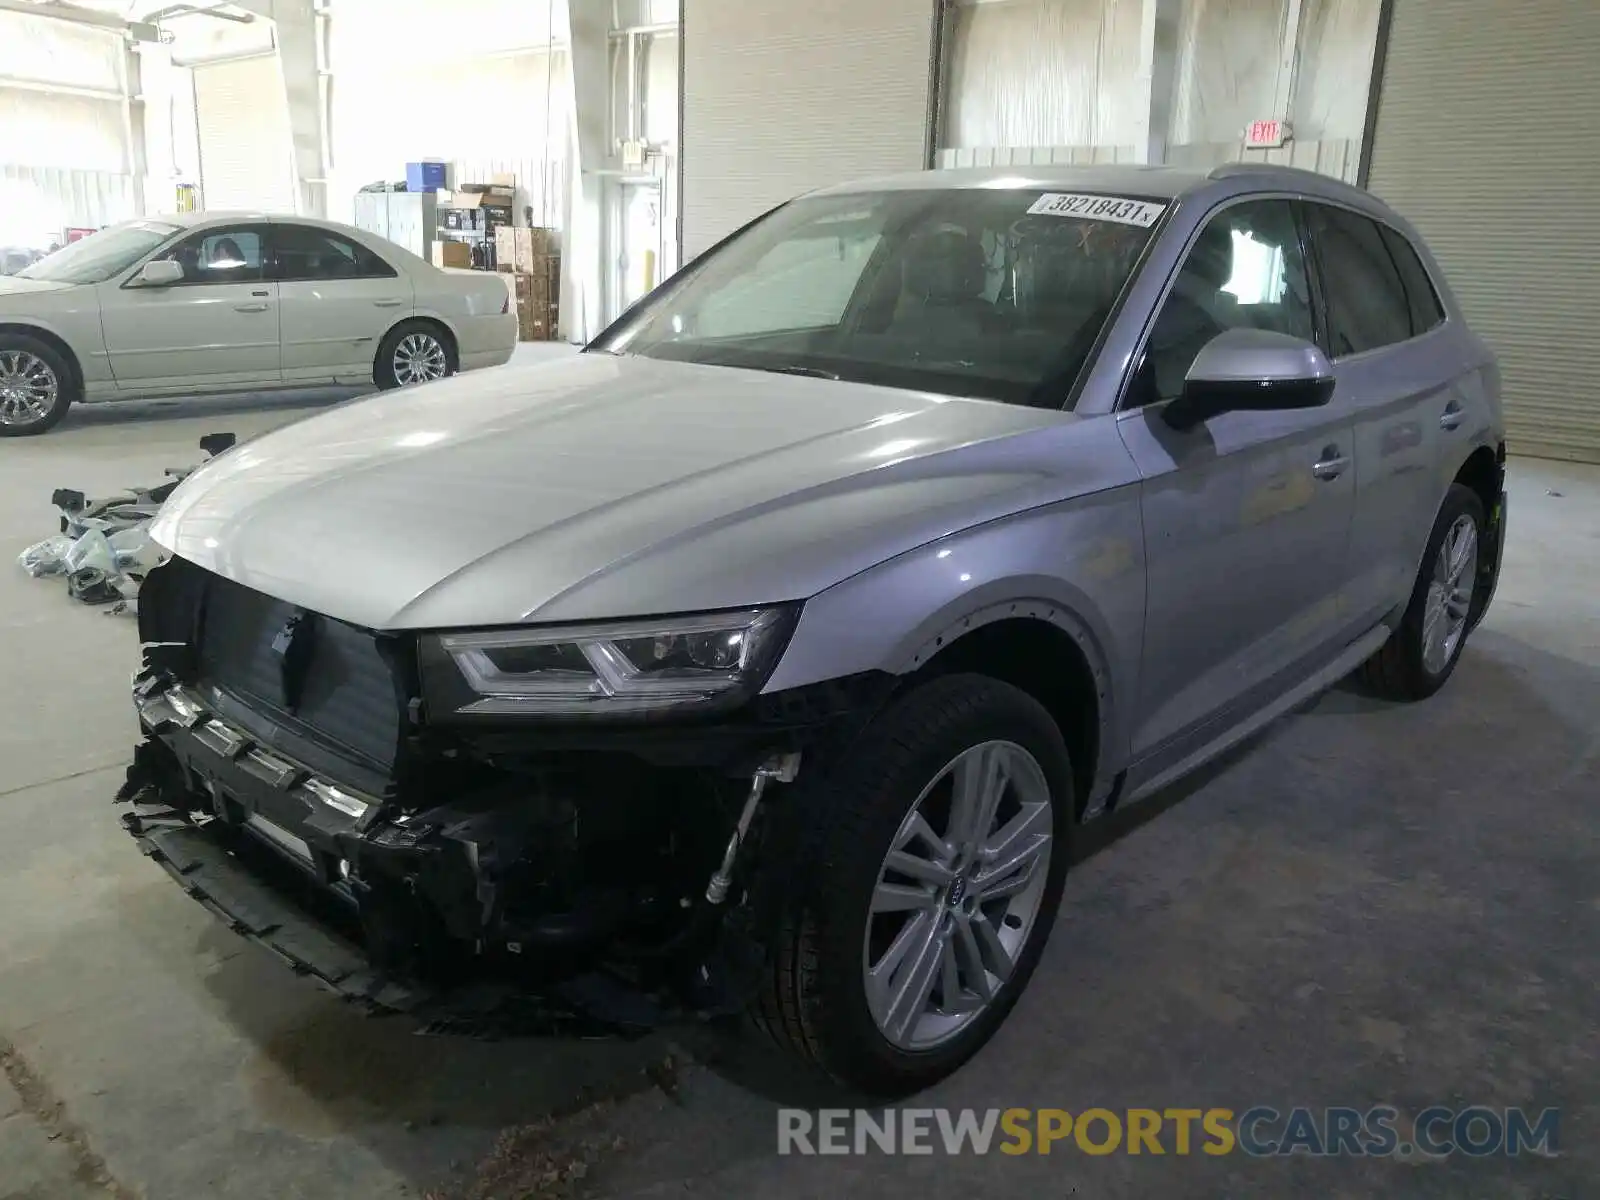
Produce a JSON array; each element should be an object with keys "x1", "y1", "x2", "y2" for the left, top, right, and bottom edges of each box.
[
  {"x1": 753, "y1": 673, "x2": 1074, "y2": 1097},
  {"x1": 1357, "y1": 482, "x2": 1487, "y2": 701},
  {"x1": 374, "y1": 320, "x2": 456, "y2": 390},
  {"x1": 0, "y1": 333, "x2": 76, "y2": 436}
]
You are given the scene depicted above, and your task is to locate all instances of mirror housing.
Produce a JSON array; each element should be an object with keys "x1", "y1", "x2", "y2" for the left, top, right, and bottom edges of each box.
[
  {"x1": 129, "y1": 259, "x2": 184, "y2": 288},
  {"x1": 1162, "y1": 328, "x2": 1335, "y2": 432}
]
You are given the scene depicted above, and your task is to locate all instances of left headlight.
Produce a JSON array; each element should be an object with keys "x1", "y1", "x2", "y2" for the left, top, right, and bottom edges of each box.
[{"x1": 424, "y1": 606, "x2": 798, "y2": 719}]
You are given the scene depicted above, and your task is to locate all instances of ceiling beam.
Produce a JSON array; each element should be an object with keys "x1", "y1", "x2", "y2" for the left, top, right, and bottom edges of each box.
[{"x1": 0, "y1": 0, "x2": 128, "y2": 32}]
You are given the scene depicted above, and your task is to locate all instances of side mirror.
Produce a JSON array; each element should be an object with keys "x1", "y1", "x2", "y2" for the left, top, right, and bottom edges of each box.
[
  {"x1": 129, "y1": 259, "x2": 185, "y2": 288},
  {"x1": 1162, "y1": 328, "x2": 1335, "y2": 432}
]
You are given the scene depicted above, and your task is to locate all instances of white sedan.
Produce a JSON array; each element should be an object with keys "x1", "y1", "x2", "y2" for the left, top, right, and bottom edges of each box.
[{"x1": 0, "y1": 213, "x2": 520, "y2": 435}]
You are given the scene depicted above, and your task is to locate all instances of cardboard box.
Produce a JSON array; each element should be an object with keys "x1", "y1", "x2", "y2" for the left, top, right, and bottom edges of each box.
[
  {"x1": 490, "y1": 172, "x2": 517, "y2": 189},
  {"x1": 431, "y1": 240, "x2": 473, "y2": 269},
  {"x1": 494, "y1": 227, "x2": 556, "y2": 274}
]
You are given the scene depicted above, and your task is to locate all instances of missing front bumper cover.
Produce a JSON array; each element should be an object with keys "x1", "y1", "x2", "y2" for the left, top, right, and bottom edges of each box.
[{"x1": 118, "y1": 674, "x2": 783, "y2": 1034}]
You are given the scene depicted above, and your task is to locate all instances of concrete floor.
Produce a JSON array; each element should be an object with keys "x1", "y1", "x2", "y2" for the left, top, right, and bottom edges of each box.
[{"x1": 1, "y1": 361, "x2": 1595, "y2": 1198}]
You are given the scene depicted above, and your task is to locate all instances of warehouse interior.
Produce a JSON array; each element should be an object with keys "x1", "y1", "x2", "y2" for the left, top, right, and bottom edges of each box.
[{"x1": 1, "y1": 0, "x2": 1596, "y2": 1197}]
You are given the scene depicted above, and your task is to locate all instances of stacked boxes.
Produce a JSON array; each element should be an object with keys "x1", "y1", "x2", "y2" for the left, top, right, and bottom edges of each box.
[{"x1": 495, "y1": 226, "x2": 560, "y2": 341}]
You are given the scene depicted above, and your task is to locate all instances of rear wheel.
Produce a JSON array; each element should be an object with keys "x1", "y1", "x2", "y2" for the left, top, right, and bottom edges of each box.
[
  {"x1": 0, "y1": 334, "x2": 75, "y2": 436},
  {"x1": 754, "y1": 674, "x2": 1073, "y2": 1096},
  {"x1": 1358, "y1": 482, "x2": 1486, "y2": 700},
  {"x1": 374, "y1": 321, "x2": 455, "y2": 390}
]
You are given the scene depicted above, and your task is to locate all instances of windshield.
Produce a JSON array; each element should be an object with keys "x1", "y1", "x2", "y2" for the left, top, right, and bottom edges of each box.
[
  {"x1": 593, "y1": 187, "x2": 1165, "y2": 408},
  {"x1": 17, "y1": 220, "x2": 181, "y2": 285}
]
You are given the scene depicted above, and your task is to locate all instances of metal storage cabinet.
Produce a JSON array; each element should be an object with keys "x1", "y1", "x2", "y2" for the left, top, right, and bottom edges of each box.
[{"x1": 351, "y1": 191, "x2": 437, "y2": 263}]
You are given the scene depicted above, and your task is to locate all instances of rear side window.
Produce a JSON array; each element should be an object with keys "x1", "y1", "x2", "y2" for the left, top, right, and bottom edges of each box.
[
  {"x1": 1379, "y1": 225, "x2": 1446, "y2": 336},
  {"x1": 271, "y1": 224, "x2": 396, "y2": 282},
  {"x1": 1305, "y1": 204, "x2": 1412, "y2": 357}
]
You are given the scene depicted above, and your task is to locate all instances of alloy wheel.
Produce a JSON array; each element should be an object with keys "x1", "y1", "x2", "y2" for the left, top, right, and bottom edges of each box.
[
  {"x1": 1421, "y1": 513, "x2": 1478, "y2": 676},
  {"x1": 862, "y1": 739, "x2": 1054, "y2": 1051},
  {"x1": 0, "y1": 350, "x2": 59, "y2": 426},
  {"x1": 392, "y1": 333, "x2": 448, "y2": 385}
]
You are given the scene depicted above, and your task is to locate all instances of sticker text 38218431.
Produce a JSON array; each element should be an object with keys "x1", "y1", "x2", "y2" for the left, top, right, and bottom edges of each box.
[{"x1": 1026, "y1": 193, "x2": 1167, "y2": 228}]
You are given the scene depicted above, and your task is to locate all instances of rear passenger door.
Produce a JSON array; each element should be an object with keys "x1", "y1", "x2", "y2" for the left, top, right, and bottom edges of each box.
[
  {"x1": 269, "y1": 222, "x2": 413, "y2": 382},
  {"x1": 1117, "y1": 199, "x2": 1358, "y2": 763},
  {"x1": 1302, "y1": 203, "x2": 1450, "y2": 631}
]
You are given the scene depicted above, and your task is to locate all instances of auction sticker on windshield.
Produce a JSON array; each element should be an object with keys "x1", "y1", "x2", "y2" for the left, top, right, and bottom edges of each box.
[{"x1": 1027, "y1": 193, "x2": 1166, "y2": 227}]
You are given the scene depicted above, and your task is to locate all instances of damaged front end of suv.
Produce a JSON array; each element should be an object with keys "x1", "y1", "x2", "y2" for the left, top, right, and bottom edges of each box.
[{"x1": 118, "y1": 555, "x2": 888, "y2": 1034}]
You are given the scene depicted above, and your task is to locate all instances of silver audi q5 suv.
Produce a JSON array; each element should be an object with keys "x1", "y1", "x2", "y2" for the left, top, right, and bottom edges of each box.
[{"x1": 120, "y1": 163, "x2": 1506, "y2": 1096}]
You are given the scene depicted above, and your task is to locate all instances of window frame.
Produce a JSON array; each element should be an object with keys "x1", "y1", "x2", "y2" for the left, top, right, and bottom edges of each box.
[
  {"x1": 121, "y1": 223, "x2": 272, "y2": 289},
  {"x1": 266, "y1": 221, "x2": 399, "y2": 284},
  {"x1": 1377, "y1": 222, "x2": 1446, "y2": 339},
  {"x1": 1300, "y1": 199, "x2": 1451, "y2": 363},
  {"x1": 1113, "y1": 192, "x2": 1319, "y2": 413}
]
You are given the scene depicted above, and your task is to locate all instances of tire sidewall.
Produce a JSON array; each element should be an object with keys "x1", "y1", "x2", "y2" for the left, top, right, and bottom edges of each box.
[
  {"x1": 0, "y1": 334, "x2": 74, "y2": 436},
  {"x1": 1395, "y1": 483, "x2": 1487, "y2": 695},
  {"x1": 803, "y1": 675, "x2": 1074, "y2": 1093}
]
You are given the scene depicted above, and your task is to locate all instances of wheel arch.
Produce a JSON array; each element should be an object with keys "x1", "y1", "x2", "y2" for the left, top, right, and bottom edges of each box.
[
  {"x1": 0, "y1": 322, "x2": 84, "y2": 395},
  {"x1": 902, "y1": 610, "x2": 1107, "y2": 818},
  {"x1": 378, "y1": 314, "x2": 459, "y2": 373}
]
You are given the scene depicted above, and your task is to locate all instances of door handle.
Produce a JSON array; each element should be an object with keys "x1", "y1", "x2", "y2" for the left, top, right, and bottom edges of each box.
[
  {"x1": 1440, "y1": 401, "x2": 1465, "y2": 431},
  {"x1": 373, "y1": 298, "x2": 405, "y2": 308},
  {"x1": 233, "y1": 303, "x2": 270, "y2": 313},
  {"x1": 1312, "y1": 447, "x2": 1350, "y2": 481}
]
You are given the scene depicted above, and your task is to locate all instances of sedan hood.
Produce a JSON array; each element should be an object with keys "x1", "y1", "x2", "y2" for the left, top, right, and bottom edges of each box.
[
  {"x1": 0, "y1": 275, "x2": 75, "y2": 299},
  {"x1": 153, "y1": 354, "x2": 1082, "y2": 629}
]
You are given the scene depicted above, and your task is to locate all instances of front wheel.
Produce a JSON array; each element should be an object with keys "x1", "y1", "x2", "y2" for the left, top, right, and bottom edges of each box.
[
  {"x1": 374, "y1": 321, "x2": 456, "y2": 390},
  {"x1": 0, "y1": 334, "x2": 75, "y2": 436},
  {"x1": 754, "y1": 674, "x2": 1073, "y2": 1096},
  {"x1": 1358, "y1": 482, "x2": 1487, "y2": 700}
]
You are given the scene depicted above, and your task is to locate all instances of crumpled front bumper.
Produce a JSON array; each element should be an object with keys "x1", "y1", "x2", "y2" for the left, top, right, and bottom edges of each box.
[{"x1": 117, "y1": 675, "x2": 674, "y2": 1034}]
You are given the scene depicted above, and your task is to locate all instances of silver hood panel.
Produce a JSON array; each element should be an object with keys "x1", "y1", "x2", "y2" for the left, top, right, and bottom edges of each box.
[{"x1": 152, "y1": 354, "x2": 1084, "y2": 630}]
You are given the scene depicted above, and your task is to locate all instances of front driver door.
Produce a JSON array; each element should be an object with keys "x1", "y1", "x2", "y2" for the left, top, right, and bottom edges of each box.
[
  {"x1": 1116, "y1": 198, "x2": 1357, "y2": 764},
  {"x1": 98, "y1": 223, "x2": 281, "y2": 391}
]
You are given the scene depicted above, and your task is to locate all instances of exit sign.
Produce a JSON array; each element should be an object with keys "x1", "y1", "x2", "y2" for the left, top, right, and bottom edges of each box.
[{"x1": 1244, "y1": 118, "x2": 1290, "y2": 149}]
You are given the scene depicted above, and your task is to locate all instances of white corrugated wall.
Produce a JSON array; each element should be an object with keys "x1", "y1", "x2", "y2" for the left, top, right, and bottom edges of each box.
[
  {"x1": 326, "y1": 0, "x2": 570, "y2": 229},
  {"x1": 0, "y1": 10, "x2": 135, "y2": 243},
  {"x1": 681, "y1": 0, "x2": 938, "y2": 260},
  {"x1": 1366, "y1": 0, "x2": 1600, "y2": 463},
  {"x1": 940, "y1": 0, "x2": 1379, "y2": 184}
]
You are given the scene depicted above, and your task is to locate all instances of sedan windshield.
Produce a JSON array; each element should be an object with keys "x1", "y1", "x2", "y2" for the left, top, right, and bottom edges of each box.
[
  {"x1": 17, "y1": 220, "x2": 181, "y2": 285},
  {"x1": 593, "y1": 187, "x2": 1164, "y2": 408}
]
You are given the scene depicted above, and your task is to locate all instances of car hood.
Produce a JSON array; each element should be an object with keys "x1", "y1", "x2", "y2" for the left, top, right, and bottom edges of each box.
[
  {"x1": 0, "y1": 275, "x2": 76, "y2": 299},
  {"x1": 152, "y1": 353, "x2": 1086, "y2": 630}
]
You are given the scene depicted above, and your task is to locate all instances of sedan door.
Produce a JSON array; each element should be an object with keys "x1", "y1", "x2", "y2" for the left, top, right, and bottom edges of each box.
[
  {"x1": 269, "y1": 222, "x2": 413, "y2": 382},
  {"x1": 1116, "y1": 198, "x2": 1358, "y2": 764},
  {"x1": 97, "y1": 224, "x2": 280, "y2": 390}
]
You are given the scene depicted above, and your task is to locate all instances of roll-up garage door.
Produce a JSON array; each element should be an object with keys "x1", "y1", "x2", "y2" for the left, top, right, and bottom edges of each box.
[
  {"x1": 1365, "y1": 0, "x2": 1600, "y2": 463},
  {"x1": 194, "y1": 56, "x2": 296, "y2": 213},
  {"x1": 681, "y1": 0, "x2": 938, "y2": 261}
]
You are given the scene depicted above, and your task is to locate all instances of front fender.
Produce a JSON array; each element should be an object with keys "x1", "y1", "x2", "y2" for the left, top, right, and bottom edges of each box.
[{"x1": 762, "y1": 482, "x2": 1146, "y2": 782}]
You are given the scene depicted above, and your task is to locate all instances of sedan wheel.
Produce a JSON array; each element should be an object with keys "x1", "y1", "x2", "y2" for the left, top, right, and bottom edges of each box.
[
  {"x1": 864, "y1": 740, "x2": 1055, "y2": 1051},
  {"x1": 392, "y1": 333, "x2": 449, "y2": 385},
  {"x1": 0, "y1": 350, "x2": 59, "y2": 428}
]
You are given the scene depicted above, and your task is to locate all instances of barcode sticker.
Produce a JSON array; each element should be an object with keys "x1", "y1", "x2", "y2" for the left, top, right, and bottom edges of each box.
[{"x1": 1027, "y1": 193, "x2": 1167, "y2": 227}]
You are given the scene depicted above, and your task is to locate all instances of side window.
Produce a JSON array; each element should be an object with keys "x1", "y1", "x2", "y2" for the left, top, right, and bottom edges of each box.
[
  {"x1": 1136, "y1": 200, "x2": 1315, "y2": 405},
  {"x1": 1378, "y1": 225, "x2": 1446, "y2": 336},
  {"x1": 271, "y1": 224, "x2": 396, "y2": 282},
  {"x1": 158, "y1": 227, "x2": 264, "y2": 284},
  {"x1": 1305, "y1": 205, "x2": 1412, "y2": 356}
]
